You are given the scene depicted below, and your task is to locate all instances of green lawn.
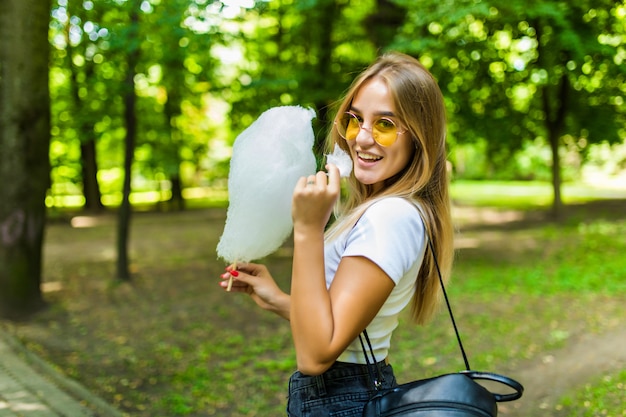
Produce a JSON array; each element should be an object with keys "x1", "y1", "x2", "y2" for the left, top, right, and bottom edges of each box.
[
  {"x1": 559, "y1": 369, "x2": 626, "y2": 417},
  {"x1": 10, "y1": 180, "x2": 626, "y2": 416},
  {"x1": 450, "y1": 179, "x2": 626, "y2": 208}
]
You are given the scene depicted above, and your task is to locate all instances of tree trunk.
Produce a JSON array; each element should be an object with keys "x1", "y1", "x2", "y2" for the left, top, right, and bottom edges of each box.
[
  {"x1": 535, "y1": 21, "x2": 568, "y2": 219},
  {"x1": 116, "y1": 4, "x2": 140, "y2": 281},
  {"x1": 0, "y1": 0, "x2": 52, "y2": 318},
  {"x1": 364, "y1": 0, "x2": 407, "y2": 49},
  {"x1": 548, "y1": 124, "x2": 563, "y2": 218},
  {"x1": 168, "y1": 175, "x2": 185, "y2": 211},
  {"x1": 542, "y1": 72, "x2": 569, "y2": 219},
  {"x1": 65, "y1": 13, "x2": 104, "y2": 212},
  {"x1": 81, "y1": 139, "x2": 104, "y2": 212},
  {"x1": 309, "y1": 0, "x2": 340, "y2": 156},
  {"x1": 163, "y1": 89, "x2": 184, "y2": 211}
]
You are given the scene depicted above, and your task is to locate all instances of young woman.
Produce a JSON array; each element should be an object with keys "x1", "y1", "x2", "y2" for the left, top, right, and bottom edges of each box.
[{"x1": 220, "y1": 51, "x2": 454, "y2": 416}]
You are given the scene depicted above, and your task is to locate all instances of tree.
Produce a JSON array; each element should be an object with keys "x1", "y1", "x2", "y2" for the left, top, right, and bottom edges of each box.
[
  {"x1": 395, "y1": 0, "x2": 625, "y2": 217},
  {"x1": 229, "y1": 0, "x2": 380, "y2": 151},
  {"x1": 0, "y1": 0, "x2": 52, "y2": 318},
  {"x1": 116, "y1": 0, "x2": 141, "y2": 281},
  {"x1": 64, "y1": 0, "x2": 107, "y2": 212},
  {"x1": 142, "y1": 0, "x2": 196, "y2": 211},
  {"x1": 49, "y1": 0, "x2": 117, "y2": 211}
]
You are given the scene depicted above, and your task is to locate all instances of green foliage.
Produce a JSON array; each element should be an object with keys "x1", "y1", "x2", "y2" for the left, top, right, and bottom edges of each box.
[
  {"x1": 45, "y1": 0, "x2": 625, "y2": 208},
  {"x1": 559, "y1": 369, "x2": 626, "y2": 417},
  {"x1": 457, "y1": 220, "x2": 626, "y2": 295},
  {"x1": 393, "y1": 0, "x2": 625, "y2": 180},
  {"x1": 22, "y1": 190, "x2": 626, "y2": 416},
  {"x1": 48, "y1": 0, "x2": 225, "y2": 208},
  {"x1": 158, "y1": 332, "x2": 296, "y2": 415},
  {"x1": 461, "y1": 137, "x2": 598, "y2": 181},
  {"x1": 450, "y1": 179, "x2": 626, "y2": 208}
]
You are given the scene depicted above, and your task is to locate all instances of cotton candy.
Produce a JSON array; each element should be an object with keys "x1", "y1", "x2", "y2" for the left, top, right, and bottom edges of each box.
[
  {"x1": 326, "y1": 144, "x2": 353, "y2": 178},
  {"x1": 217, "y1": 106, "x2": 317, "y2": 263}
]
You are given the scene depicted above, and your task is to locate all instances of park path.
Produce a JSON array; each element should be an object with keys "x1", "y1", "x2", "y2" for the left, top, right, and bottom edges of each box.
[
  {"x1": 2, "y1": 205, "x2": 624, "y2": 416},
  {"x1": 0, "y1": 328, "x2": 123, "y2": 417},
  {"x1": 2, "y1": 320, "x2": 624, "y2": 417},
  {"x1": 452, "y1": 205, "x2": 626, "y2": 416},
  {"x1": 499, "y1": 317, "x2": 626, "y2": 416}
]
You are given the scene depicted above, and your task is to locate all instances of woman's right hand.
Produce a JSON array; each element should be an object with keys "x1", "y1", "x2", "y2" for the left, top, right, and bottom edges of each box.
[
  {"x1": 291, "y1": 164, "x2": 341, "y2": 233},
  {"x1": 220, "y1": 262, "x2": 291, "y2": 320}
]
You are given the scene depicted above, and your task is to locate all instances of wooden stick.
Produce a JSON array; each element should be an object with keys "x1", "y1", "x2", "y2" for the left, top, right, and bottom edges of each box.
[{"x1": 226, "y1": 260, "x2": 237, "y2": 292}]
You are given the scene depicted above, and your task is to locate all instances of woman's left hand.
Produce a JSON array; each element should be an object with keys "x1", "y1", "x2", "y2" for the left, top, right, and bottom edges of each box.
[
  {"x1": 292, "y1": 164, "x2": 341, "y2": 232},
  {"x1": 220, "y1": 262, "x2": 291, "y2": 320}
]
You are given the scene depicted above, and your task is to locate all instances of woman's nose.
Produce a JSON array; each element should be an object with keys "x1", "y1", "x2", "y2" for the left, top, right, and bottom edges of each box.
[{"x1": 355, "y1": 123, "x2": 376, "y2": 146}]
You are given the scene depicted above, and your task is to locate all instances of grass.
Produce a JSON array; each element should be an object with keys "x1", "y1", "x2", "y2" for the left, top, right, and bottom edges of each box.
[
  {"x1": 450, "y1": 179, "x2": 626, "y2": 208},
  {"x1": 4, "y1": 180, "x2": 626, "y2": 416},
  {"x1": 456, "y1": 221, "x2": 626, "y2": 295},
  {"x1": 559, "y1": 369, "x2": 626, "y2": 417},
  {"x1": 47, "y1": 179, "x2": 626, "y2": 213},
  {"x1": 390, "y1": 215, "x2": 626, "y2": 376}
]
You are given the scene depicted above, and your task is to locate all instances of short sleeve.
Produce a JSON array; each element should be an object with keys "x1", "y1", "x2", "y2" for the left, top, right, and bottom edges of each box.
[{"x1": 342, "y1": 198, "x2": 426, "y2": 284}]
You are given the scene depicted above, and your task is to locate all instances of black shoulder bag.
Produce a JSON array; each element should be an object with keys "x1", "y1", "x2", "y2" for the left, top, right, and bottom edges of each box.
[{"x1": 359, "y1": 239, "x2": 524, "y2": 417}]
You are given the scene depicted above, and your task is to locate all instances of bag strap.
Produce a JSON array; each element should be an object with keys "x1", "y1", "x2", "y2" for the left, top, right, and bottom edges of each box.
[
  {"x1": 358, "y1": 329, "x2": 383, "y2": 389},
  {"x1": 359, "y1": 231, "x2": 471, "y2": 386},
  {"x1": 359, "y1": 223, "x2": 525, "y2": 402},
  {"x1": 426, "y1": 238, "x2": 471, "y2": 371}
]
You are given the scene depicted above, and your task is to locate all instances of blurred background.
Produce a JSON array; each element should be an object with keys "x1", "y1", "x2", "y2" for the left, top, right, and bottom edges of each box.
[
  {"x1": 0, "y1": 1, "x2": 624, "y2": 416},
  {"x1": 42, "y1": 0, "x2": 626, "y2": 213}
]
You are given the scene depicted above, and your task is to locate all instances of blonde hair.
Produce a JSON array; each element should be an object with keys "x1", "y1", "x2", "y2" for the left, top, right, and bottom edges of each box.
[{"x1": 325, "y1": 52, "x2": 454, "y2": 325}]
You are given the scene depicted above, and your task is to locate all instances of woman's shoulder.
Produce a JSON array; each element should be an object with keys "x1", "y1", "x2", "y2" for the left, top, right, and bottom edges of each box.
[
  {"x1": 366, "y1": 196, "x2": 422, "y2": 216},
  {"x1": 361, "y1": 197, "x2": 424, "y2": 227}
]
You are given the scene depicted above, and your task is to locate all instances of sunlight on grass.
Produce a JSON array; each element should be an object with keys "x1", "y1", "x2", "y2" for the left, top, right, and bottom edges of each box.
[
  {"x1": 30, "y1": 181, "x2": 626, "y2": 417},
  {"x1": 558, "y1": 369, "x2": 626, "y2": 417},
  {"x1": 45, "y1": 186, "x2": 229, "y2": 209},
  {"x1": 450, "y1": 180, "x2": 626, "y2": 208},
  {"x1": 451, "y1": 180, "x2": 553, "y2": 208},
  {"x1": 455, "y1": 220, "x2": 626, "y2": 295},
  {"x1": 46, "y1": 180, "x2": 625, "y2": 211}
]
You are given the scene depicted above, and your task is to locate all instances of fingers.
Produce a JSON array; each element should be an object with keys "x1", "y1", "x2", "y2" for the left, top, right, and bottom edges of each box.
[
  {"x1": 298, "y1": 164, "x2": 340, "y2": 189},
  {"x1": 226, "y1": 262, "x2": 247, "y2": 272},
  {"x1": 225, "y1": 262, "x2": 257, "y2": 274},
  {"x1": 221, "y1": 262, "x2": 263, "y2": 286},
  {"x1": 297, "y1": 176, "x2": 309, "y2": 189},
  {"x1": 220, "y1": 269, "x2": 248, "y2": 293},
  {"x1": 325, "y1": 163, "x2": 341, "y2": 192}
]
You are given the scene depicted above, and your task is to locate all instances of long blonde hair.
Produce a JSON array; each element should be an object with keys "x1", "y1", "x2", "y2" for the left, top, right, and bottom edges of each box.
[{"x1": 325, "y1": 52, "x2": 454, "y2": 325}]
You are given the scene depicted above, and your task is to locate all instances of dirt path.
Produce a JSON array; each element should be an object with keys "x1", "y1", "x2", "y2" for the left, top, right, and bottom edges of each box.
[
  {"x1": 8, "y1": 203, "x2": 624, "y2": 416},
  {"x1": 501, "y1": 325, "x2": 626, "y2": 416},
  {"x1": 451, "y1": 204, "x2": 626, "y2": 416}
]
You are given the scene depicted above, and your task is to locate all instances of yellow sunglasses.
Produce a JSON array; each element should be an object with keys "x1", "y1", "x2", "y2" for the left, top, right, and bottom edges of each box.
[{"x1": 335, "y1": 112, "x2": 406, "y2": 147}]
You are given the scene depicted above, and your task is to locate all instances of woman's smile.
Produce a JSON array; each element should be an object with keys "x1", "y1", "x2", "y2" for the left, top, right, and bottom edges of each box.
[
  {"x1": 356, "y1": 151, "x2": 382, "y2": 163},
  {"x1": 347, "y1": 77, "x2": 413, "y2": 191}
]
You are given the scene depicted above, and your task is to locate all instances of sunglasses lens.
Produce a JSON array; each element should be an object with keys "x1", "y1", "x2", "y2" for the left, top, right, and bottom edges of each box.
[
  {"x1": 373, "y1": 118, "x2": 398, "y2": 147},
  {"x1": 335, "y1": 113, "x2": 400, "y2": 146},
  {"x1": 337, "y1": 113, "x2": 360, "y2": 140}
]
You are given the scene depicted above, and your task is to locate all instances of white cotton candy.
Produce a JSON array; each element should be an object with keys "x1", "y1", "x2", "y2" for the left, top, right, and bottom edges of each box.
[
  {"x1": 216, "y1": 106, "x2": 317, "y2": 263},
  {"x1": 325, "y1": 144, "x2": 353, "y2": 178}
]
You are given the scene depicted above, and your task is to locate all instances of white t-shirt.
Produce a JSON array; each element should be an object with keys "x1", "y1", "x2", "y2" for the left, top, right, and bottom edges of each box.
[{"x1": 324, "y1": 197, "x2": 427, "y2": 364}]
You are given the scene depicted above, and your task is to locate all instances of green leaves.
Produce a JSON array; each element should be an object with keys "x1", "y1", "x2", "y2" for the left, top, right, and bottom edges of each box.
[{"x1": 47, "y1": 0, "x2": 624, "y2": 213}]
